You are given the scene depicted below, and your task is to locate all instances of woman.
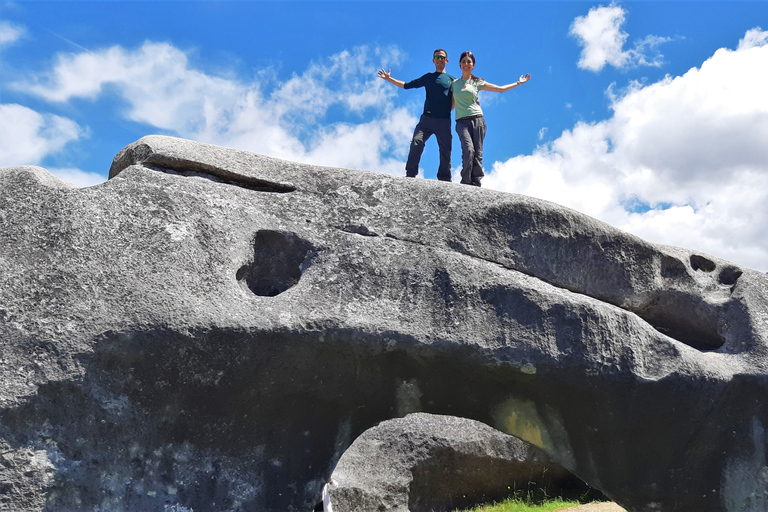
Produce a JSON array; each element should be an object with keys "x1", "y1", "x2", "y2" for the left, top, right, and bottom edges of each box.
[{"x1": 451, "y1": 51, "x2": 531, "y2": 186}]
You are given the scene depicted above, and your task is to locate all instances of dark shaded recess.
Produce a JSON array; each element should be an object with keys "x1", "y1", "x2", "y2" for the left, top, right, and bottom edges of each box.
[
  {"x1": 0, "y1": 327, "x2": 545, "y2": 512},
  {"x1": 147, "y1": 163, "x2": 296, "y2": 193},
  {"x1": 0, "y1": 323, "x2": 743, "y2": 511},
  {"x1": 656, "y1": 373, "x2": 768, "y2": 511},
  {"x1": 236, "y1": 230, "x2": 316, "y2": 297},
  {"x1": 660, "y1": 255, "x2": 689, "y2": 279},
  {"x1": 534, "y1": 366, "x2": 732, "y2": 511},
  {"x1": 690, "y1": 254, "x2": 716, "y2": 273},
  {"x1": 718, "y1": 265, "x2": 743, "y2": 286},
  {"x1": 408, "y1": 449, "x2": 601, "y2": 512}
]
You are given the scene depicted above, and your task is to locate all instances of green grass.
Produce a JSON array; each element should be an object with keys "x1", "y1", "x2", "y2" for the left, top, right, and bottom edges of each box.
[
  {"x1": 451, "y1": 488, "x2": 588, "y2": 512},
  {"x1": 452, "y1": 495, "x2": 580, "y2": 512}
]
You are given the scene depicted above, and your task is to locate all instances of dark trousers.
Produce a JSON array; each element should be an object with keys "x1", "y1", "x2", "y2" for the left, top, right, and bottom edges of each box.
[
  {"x1": 455, "y1": 116, "x2": 487, "y2": 185},
  {"x1": 405, "y1": 115, "x2": 452, "y2": 181}
]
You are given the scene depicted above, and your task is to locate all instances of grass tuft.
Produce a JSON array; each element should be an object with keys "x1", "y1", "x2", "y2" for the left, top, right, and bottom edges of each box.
[{"x1": 452, "y1": 488, "x2": 586, "y2": 512}]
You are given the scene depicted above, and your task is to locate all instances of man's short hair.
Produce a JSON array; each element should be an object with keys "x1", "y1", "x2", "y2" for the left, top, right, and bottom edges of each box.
[{"x1": 433, "y1": 49, "x2": 447, "y2": 58}]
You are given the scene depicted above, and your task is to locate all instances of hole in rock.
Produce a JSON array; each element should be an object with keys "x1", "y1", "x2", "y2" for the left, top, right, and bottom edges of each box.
[
  {"x1": 660, "y1": 255, "x2": 689, "y2": 279},
  {"x1": 237, "y1": 230, "x2": 316, "y2": 297},
  {"x1": 690, "y1": 255, "x2": 716, "y2": 273},
  {"x1": 718, "y1": 266, "x2": 742, "y2": 286}
]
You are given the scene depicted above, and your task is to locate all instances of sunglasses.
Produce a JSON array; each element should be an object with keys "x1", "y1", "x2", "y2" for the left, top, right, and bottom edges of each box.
[{"x1": 433, "y1": 55, "x2": 447, "y2": 60}]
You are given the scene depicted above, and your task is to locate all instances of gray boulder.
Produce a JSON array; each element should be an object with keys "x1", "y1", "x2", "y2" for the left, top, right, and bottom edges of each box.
[
  {"x1": 0, "y1": 135, "x2": 767, "y2": 512},
  {"x1": 331, "y1": 413, "x2": 593, "y2": 512}
]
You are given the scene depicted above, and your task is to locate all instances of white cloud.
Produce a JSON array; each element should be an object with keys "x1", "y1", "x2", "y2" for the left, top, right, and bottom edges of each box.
[
  {"x1": 0, "y1": 20, "x2": 25, "y2": 49},
  {"x1": 485, "y1": 28, "x2": 768, "y2": 271},
  {"x1": 739, "y1": 26, "x2": 768, "y2": 50},
  {"x1": 570, "y1": 3, "x2": 670, "y2": 72},
  {"x1": 0, "y1": 103, "x2": 84, "y2": 167},
  {"x1": 16, "y1": 42, "x2": 414, "y2": 174},
  {"x1": 49, "y1": 167, "x2": 106, "y2": 188},
  {"x1": 304, "y1": 108, "x2": 415, "y2": 173}
]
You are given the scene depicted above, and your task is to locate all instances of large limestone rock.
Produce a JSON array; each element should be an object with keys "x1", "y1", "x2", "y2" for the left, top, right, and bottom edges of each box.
[
  {"x1": 331, "y1": 413, "x2": 594, "y2": 512},
  {"x1": 1, "y1": 135, "x2": 767, "y2": 512}
]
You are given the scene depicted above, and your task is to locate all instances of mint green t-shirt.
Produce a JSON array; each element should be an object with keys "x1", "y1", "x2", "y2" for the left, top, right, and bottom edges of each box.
[{"x1": 451, "y1": 78, "x2": 485, "y2": 120}]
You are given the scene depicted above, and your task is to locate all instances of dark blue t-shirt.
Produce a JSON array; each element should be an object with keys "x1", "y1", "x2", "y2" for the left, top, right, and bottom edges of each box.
[{"x1": 404, "y1": 71, "x2": 455, "y2": 119}]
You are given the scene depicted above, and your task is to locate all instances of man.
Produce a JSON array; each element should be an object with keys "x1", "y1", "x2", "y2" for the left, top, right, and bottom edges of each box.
[{"x1": 378, "y1": 49, "x2": 455, "y2": 182}]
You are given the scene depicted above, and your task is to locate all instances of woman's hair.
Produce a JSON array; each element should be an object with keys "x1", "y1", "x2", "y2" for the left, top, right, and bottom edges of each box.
[{"x1": 459, "y1": 51, "x2": 483, "y2": 82}]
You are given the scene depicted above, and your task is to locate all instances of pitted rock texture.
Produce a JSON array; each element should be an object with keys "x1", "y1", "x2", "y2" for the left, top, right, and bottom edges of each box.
[
  {"x1": 331, "y1": 413, "x2": 596, "y2": 512},
  {"x1": 1, "y1": 136, "x2": 768, "y2": 512}
]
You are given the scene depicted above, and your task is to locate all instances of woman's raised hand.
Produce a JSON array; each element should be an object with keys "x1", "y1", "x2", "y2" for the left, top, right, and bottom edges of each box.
[{"x1": 518, "y1": 73, "x2": 531, "y2": 84}]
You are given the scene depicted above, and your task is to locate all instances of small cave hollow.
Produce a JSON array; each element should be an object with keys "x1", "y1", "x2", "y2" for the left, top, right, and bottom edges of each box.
[
  {"x1": 237, "y1": 230, "x2": 316, "y2": 297},
  {"x1": 660, "y1": 255, "x2": 689, "y2": 280},
  {"x1": 718, "y1": 266, "x2": 743, "y2": 286},
  {"x1": 690, "y1": 254, "x2": 716, "y2": 273}
]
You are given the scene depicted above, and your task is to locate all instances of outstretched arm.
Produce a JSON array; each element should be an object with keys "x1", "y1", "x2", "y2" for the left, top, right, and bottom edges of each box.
[
  {"x1": 378, "y1": 68, "x2": 406, "y2": 89},
  {"x1": 483, "y1": 73, "x2": 531, "y2": 93}
]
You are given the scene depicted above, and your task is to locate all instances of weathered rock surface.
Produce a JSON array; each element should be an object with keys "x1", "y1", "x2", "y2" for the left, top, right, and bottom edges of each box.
[
  {"x1": 1, "y1": 135, "x2": 767, "y2": 512},
  {"x1": 331, "y1": 413, "x2": 594, "y2": 512}
]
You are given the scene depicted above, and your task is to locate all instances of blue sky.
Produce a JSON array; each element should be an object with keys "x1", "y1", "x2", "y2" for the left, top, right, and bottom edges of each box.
[{"x1": 2, "y1": 1, "x2": 768, "y2": 271}]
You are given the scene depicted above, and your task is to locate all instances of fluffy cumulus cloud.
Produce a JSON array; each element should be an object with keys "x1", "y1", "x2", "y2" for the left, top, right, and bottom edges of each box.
[
  {"x1": 484, "y1": 28, "x2": 768, "y2": 271},
  {"x1": 570, "y1": 3, "x2": 669, "y2": 72},
  {"x1": 15, "y1": 42, "x2": 415, "y2": 174},
  {"x1": 0, "y1": 103, "x2": 104, "y2": 187},
  {"x1": 0, "y1": 103, "x2": 83, "y2": 167}
]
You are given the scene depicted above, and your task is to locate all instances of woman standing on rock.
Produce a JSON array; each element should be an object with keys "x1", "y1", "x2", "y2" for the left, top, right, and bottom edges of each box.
[{"x1": 451, "y1": 51, "x2": 531, "y2": 187}]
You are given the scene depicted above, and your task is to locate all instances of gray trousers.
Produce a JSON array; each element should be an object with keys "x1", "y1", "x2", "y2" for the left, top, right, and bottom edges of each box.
[
  {"x1": 405, "y1": 115, "x2": 452, "y2": 181},
  {"x1": 455, "y1": 116, "x2": 487, "y2": 185}
]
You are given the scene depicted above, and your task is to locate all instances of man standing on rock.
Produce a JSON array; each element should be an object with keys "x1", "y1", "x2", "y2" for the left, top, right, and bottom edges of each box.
[{"x1": 378, "y1": 49, "x2": 455, "y2": 182}]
